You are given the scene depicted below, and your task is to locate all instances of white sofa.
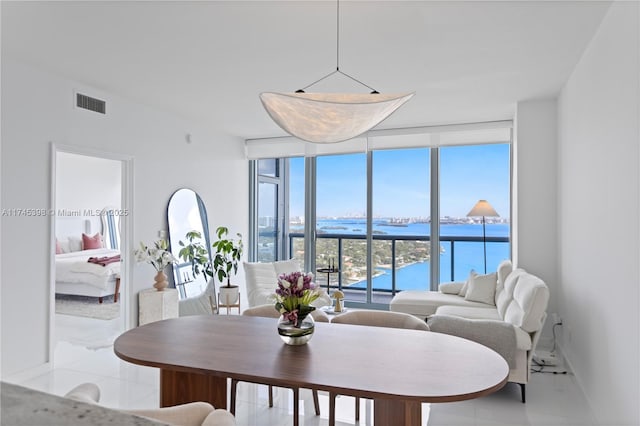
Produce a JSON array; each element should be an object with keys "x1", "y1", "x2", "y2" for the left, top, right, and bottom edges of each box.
[
  {"x1": 243, "y1": 259, "x2": 332, "y2": 308},
  {"x1": 389, "y1": 260, "x2": 549, "y2": 402}
]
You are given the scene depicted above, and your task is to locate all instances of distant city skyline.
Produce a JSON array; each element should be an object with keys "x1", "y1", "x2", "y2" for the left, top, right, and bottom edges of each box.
[{"x1": 287, "y1": 144, "x2": 510, "y2": 219}]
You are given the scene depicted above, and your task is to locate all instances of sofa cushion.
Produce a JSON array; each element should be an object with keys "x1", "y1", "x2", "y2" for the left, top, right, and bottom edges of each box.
[
  {"x1": 390, "y1": 290, "x2": 492, "y2": 318},
  {"x1": 435, "y1": 305, "x2": 500, "y2": 320},
  {"x1": 428, "y1": 315, "x2": 517, "y2": 368},
  {"x1": 494, "y1": 260, "x2": 513, "y2": 305},
  {"x1": 503, "y1": 273, "x2": 549, "y2": 333},
  {"x1": 496, "y1": 268, "x2": 525, "y2": 319},
  {"x1": 464, "y1": 272, "x2": 497, "y2": 305},
  {"x1": 438, "y1": 281, "x2": 464, "y2": 294}
]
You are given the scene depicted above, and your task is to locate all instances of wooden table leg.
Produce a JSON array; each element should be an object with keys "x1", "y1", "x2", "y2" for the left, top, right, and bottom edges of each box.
[
  {"x1": 160, "y1": 369, "x2": 227, "y2": 409},
  {"x1": 374, "y1": 399, "x2": 421, "y2": 426}
]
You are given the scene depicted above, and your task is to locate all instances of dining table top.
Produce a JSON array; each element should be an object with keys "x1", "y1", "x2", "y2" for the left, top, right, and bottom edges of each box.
[{"x1": 114, "y1": 314, "x2": 508, "y2": 403}]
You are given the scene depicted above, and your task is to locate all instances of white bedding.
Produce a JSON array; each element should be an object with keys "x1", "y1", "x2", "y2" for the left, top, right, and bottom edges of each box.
[{"x1": 56, "y1": 248, "x2": 121, "y2": 290}]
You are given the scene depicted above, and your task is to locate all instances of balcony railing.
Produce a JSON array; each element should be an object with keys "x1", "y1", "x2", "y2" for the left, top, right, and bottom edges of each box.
[{"x1": 285, "y1": 232, "x2": 509, "y2": 299}]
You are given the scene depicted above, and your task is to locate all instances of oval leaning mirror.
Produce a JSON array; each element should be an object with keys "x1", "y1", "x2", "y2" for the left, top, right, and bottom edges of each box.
[{"x1": 167, "y1": 188, "x2": 215, "y2": 302}]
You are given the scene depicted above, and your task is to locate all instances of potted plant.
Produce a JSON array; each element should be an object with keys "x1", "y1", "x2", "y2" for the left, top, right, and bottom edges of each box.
[
  {"x1": 178, "y1": 230, "x2": 214, "y2": 285},
  {"x1": 212, "y1": 226, "x2": 243, "y2": 306}
]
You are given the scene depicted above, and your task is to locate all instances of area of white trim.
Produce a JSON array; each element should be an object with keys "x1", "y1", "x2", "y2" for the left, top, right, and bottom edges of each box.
[{"x1": 245, "y1": 120, "x2": 513, "y2": 159}]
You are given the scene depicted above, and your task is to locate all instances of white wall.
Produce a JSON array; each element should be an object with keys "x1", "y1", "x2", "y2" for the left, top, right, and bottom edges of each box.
[
  {"x1": 56, "y1": 152, "x2": 122, "y2": 239},
  {"x1": 514, "y1": 99, "x2": 559, "y2": 324},
  {"x1": 0, "y1": 57, "x2": 248, "y2": 376},
  {"x1": 557, "y1": 2, "x2": 639, "y2": 425}
]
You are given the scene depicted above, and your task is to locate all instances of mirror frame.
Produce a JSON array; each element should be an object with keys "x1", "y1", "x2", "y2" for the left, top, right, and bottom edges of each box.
[{"x1": 167, "y1": 188, "x2": 214, "y2": 300}]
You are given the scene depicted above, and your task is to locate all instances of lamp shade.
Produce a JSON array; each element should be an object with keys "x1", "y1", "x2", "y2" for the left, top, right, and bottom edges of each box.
[
  {"x1": 260, "y1": 92, "x2": 414, "y2": 144},
  {"x1": 467, "y1": 200, "x2": 499, "y2": 217}
]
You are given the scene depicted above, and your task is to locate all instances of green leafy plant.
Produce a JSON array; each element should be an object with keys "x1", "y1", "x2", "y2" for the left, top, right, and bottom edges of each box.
[
  {"x1": 212, "y1": 226, "x2": 243, "y2": 287},
  {"x1": 178, "y1": 230, "x2": 213, "y2": 284}
]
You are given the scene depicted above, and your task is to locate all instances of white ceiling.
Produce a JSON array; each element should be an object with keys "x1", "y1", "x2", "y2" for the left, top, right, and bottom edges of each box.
[{"x1": 2, "y1": 1, "x2": 611, "y2": 140}]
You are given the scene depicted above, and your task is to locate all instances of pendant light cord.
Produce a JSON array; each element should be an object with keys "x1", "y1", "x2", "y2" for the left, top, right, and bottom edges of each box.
[
  {"x1": 336, "y1": 0, "x2": 340, "y2": 71},
  {"x1": 298, "y1": 0, "x2": 379, "y2": 94}
]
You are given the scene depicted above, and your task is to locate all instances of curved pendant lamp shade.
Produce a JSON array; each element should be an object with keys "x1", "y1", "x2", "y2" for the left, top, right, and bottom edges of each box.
[{"x1": 260, "y1": 92, "x2": 414, "y2": 144}]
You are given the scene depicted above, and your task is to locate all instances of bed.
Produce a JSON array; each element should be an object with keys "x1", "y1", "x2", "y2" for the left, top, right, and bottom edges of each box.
[
  {"x1": 55, "y1": 248, "x2": 121, "y2": 303},
  {"x1": 55, "y1": 208, "x2": 122, "y2": 303}
]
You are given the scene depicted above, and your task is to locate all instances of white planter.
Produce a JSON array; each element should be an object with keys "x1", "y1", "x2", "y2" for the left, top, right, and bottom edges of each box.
[{"x1": 219, "y1": 285, "x2": 240, "y2": 306}]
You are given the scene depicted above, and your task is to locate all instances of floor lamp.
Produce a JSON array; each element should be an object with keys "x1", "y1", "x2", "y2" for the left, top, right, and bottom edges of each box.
[{"x1": 467, "y1": 200, "x2": 499, "y2": 274}]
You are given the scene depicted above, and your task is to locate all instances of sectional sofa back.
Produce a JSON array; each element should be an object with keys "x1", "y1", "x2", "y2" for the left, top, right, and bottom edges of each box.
[{"x1": 496, "y1": 266, "x2": 549, "y2": 333}]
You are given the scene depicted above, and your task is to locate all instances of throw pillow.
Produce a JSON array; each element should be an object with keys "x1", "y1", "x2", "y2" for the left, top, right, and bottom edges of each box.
[
  {"x1": 439, "y1": 282, "x2": 464, "y2": 295},
  {"x1": 458, "y1": 271, "x2": 475, "y2": 296},
  {"x1": 464, "y1": 271, "x2": 498, "y2": 305},
  {"x1": 82, "y1": 232, "x2": 104, "y2": 250},
  {"x1": 68, "y1": 236, "x2": 83, "y2": 252},
  {"x1": 55, "y1": 239, "x2": 63, "y2": 255}
]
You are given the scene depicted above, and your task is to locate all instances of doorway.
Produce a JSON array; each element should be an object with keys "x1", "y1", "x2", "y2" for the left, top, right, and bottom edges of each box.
[{"x1": 49, "y1": 144, "x2": 133, "y2": 362}]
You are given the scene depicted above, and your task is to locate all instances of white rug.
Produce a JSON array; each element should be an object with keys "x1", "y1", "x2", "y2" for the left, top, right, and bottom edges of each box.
[{"x1": 55, "y1": 294, "x2": 120, "y2": 320}]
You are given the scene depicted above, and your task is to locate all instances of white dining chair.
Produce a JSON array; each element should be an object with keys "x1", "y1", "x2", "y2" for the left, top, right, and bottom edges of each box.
[
  {"x1": 229, "y1": 304, "x2": 329, "y2": 426},
  {"x1": 65, "y1": 382, "x2": 236, "y2": 426},
  {"x1": 329, "y1": 310, "x2": 430, "y2": 425}
]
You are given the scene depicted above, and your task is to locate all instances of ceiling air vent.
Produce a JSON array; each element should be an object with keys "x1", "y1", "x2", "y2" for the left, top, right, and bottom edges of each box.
[{"x1": 76, "y1": 93, "x2": 106, "y2": 114}]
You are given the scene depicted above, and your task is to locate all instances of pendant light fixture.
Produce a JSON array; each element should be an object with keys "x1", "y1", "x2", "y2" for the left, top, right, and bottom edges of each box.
[{"x1": 260, "y1": 0, "x2": 414, "y2": 144}]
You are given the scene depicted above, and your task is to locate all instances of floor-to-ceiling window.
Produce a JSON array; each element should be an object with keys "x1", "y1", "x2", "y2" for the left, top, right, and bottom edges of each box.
[
  {"x1": 256, "y1": 159, "x2": 282, "y2": 262},
  {"x1": 367, "y1": 148, "x2": 430, "y2": 302},
  {"x1": 315, "y1": 153, "x2": 368, "y2": 300},
  {"x1": 288, "y1": 157, "x2": 305, "y2": 263},
  {"x1": 248, "y1": 122, "x2": 512, "y2": 308},
  {"x1": 439, "y1": 144, "x2": 511, "y2": 281}
]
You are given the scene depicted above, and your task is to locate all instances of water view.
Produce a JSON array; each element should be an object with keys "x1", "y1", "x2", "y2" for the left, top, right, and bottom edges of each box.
[{"x1": 288, "y1": 218, "x2": 510, "y2": 292}]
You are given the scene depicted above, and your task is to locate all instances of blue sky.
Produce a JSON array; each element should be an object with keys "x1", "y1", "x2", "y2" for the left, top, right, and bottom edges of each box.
[{"x1": 288, "y1": 143, "x2": 510, "y2": 219}]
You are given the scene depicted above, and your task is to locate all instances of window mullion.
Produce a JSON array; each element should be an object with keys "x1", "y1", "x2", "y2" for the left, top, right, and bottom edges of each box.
[{"x1": 430, "y1": 146, "x2": 440, "y2": 290}]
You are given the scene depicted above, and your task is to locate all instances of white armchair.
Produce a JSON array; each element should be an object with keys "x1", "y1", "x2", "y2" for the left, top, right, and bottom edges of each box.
[
  {"x1": 65, "y1": 383, "x2": 236, "y2": 426},
  {"x1": 243, "y1": 259, "x2": 331, "y2": 308}
]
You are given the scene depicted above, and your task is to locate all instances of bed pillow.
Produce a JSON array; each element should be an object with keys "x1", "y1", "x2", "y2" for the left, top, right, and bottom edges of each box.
[
  {"x1": 82, "y1": 233, "x2": 104, "y2": 250},
  {"x1": 464, "y1": 271, "x2": 498, "y2": 305},
  {"x1": 68, "y1": 236, "x2": 83, "y2": 252}
]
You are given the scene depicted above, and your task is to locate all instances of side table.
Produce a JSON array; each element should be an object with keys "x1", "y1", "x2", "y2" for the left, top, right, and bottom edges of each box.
[
  {"x1": 316, "y1": 267, "x2": 340, "y2": 294},
  {"x1": 138, "y1": 288, "x2": 179, "y2": 326}
]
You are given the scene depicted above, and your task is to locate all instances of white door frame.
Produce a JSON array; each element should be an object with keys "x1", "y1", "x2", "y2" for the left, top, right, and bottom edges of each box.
[{"x1": 49, "y1": 143, "x2": 134, "y2": 364}]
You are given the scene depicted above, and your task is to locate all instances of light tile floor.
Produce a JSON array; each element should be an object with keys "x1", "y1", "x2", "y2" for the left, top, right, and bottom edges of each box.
[{"x1": 6, "y1": 313, "x2": 597, "y2": 426}]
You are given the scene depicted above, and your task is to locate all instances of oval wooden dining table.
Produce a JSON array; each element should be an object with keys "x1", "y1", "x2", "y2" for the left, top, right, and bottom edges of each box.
[{"x1": 114, "y1": 315, "x2": 508, "y2": 426}]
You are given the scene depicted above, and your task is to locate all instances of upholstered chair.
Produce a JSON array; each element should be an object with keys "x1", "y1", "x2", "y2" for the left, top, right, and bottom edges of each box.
[
  {"x1": 243, "y1": 260, "x2": 331, "y2": 308},
  {"x1": 64, "y1": 382, "x2": 236, "y2": 426},
  {"x1": 329, "y1": 310, "x2": 430, "y2": 424},
  {"x1": 230, "y1": 304, "x2": 328, "y2": 425}
]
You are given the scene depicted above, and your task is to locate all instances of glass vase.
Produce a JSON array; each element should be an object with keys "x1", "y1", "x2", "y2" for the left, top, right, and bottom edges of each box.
[{"x1": 277, "y1": 313, "x2": 315, "y2": 345}]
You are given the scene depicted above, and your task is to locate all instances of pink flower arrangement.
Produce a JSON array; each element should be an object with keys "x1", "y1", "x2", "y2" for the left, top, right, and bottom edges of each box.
[{"x1": 274, "y1": 271, "x2": 320, "y2": 326}]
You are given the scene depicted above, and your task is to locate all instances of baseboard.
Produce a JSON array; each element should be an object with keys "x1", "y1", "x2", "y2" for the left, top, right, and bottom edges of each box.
[{"x1": 2, "y1": 361, "x2": 53, "y2": 384}]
